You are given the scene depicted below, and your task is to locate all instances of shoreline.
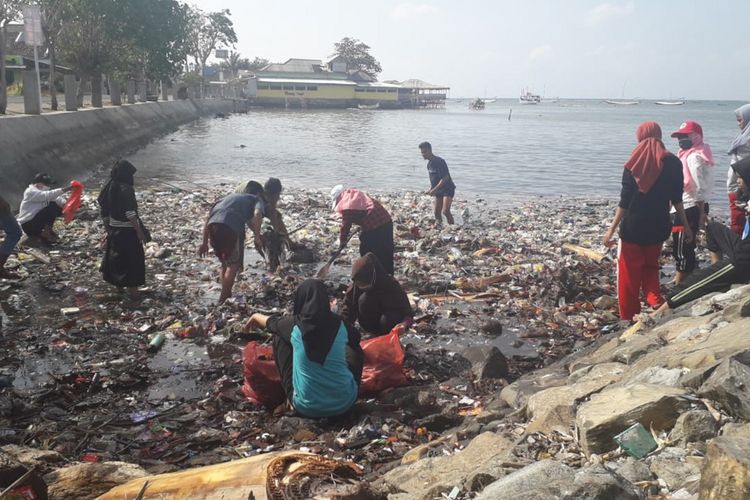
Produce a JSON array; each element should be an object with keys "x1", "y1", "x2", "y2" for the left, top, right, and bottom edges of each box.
[{"x1": 2, "y1": 185, "x2": 746, "y2": 498}]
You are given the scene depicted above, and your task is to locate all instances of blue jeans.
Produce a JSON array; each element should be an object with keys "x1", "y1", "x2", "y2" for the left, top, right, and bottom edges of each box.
[{"x1": 1, "y1": 215, "x2": 22, "y2": 255}]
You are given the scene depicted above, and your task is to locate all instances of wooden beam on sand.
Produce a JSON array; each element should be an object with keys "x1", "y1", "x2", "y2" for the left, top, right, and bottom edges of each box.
[{"x1": 562, "y1": 243, "x2": 607, "y2": 263}]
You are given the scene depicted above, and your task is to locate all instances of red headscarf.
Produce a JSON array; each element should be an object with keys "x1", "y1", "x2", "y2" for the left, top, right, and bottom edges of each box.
[{"x1": 624, "y1": 122, "x2": 669, "y2": 193}]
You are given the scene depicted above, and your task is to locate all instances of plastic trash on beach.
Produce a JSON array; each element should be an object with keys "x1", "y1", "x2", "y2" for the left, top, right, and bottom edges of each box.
[{"x1": 614, "y1": 423, "x2": 658, "y2": 459}]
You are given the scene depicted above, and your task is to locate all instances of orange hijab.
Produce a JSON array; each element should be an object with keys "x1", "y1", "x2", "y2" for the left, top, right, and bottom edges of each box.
[{"x1": 624, "y1": 122, "x2": 669, "y2": 193}]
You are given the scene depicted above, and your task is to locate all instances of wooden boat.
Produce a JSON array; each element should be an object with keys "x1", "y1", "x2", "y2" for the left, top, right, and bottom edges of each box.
[
  {"x1": 654, "y1": 100, "x2": 685, "y2": 106},
  {"x1": 469, "y1": 98, "x2": 485, "y2": 110},
  {"x1": 519, "y1": 89, "x2": 541, "y2": 104},
  {"x1": 357, "y1": 103, "x2": 380, "y2": 110}
]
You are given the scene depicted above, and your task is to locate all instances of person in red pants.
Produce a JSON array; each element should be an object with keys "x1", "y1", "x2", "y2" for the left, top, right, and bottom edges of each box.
[{"x1": 603, "y1": 122, "x2": 693, "y2": 321}]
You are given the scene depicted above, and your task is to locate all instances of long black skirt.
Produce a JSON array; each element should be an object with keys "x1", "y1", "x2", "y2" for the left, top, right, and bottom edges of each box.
[{"x1": 102, "y1": 227, "x2": 145, "y2": 288}]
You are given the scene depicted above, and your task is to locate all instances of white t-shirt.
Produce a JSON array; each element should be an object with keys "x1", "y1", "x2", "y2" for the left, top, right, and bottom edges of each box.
[{"x1": 17, "y1": 184, "x2": 67, "y2": 224}]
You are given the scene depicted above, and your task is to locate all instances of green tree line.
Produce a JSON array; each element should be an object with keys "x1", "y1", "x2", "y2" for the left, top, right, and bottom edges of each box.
[{"x1": 0, "y1": 0, "x2": 242, "y2": 113}]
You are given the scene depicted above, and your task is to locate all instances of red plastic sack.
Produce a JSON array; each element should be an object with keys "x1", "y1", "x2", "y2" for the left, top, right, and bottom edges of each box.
[
  {"x1": 63, "y1": 180, "x2": 84, "y2": 223},
  {"x1": 359, "y1": 324, "x2": 407, "y2": 395},
  {"x1": 241, "y1": 341, "x2": 286, "y2": 408},
  {"x1": 241, "y1": 324, "x2": 408, "y2": 406}
]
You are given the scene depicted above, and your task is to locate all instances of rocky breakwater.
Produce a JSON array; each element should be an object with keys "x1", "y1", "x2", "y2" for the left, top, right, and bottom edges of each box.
[{"x1": 375, "y1": 284, "x2": 750, "y2": 499}]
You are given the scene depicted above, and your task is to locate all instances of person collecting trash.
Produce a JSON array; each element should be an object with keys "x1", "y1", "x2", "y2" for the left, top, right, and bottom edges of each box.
[
  {"x1": 0, "y1": 195, "x2": 22, "y2": 279},
  {"x1": 340, "y1": 253, "x2": 413, "y2": 335},
  {"x1": 649, "y1": 158, "x2": 750, "y2": 319},
  {"x1": 97, "y1": 160, "x2": 148, "y2": 299},
  {"x1": 245, "y1": 279, "x2": 364, "y2": 418},
  {"x1": 199, "y1": 181, "x2": 266, "y2": 303},
  {"x1": 669, "y1": 120, "x2": 714, "y2": 285},
  {"x1": 603, "y1": 122, "x2": 692, "y2": 321},
  {"x1": 419, "y1": 141, "x2": 456, "y2": 226},
  {"x1": 17, "y1": 173, "x2": 74, "y2": 244},
  {"x1": 330, "y1": 185, "x2": 395, "y2": 275}
]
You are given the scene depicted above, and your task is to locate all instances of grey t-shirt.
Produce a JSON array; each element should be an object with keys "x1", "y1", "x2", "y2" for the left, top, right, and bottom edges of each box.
[{"x1": 208, "y1": 194, "x2": 266, "y2": 234}]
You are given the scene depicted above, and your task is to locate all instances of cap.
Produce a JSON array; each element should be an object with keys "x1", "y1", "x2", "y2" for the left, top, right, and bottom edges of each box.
[
  {"x1": 330, "y1": 184, "x2": 345, "y2": 210},
  {"x1": 32, "y1": 173, "x2": 55, "y2": 186},
  {"x1": 671, "y1": 120, "x2": 703, "y2": 138}
]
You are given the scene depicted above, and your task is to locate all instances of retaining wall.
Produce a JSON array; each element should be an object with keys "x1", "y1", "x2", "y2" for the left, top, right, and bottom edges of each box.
[{"x1": 0, "y1": 99, "x2": 238, "y2": 208}]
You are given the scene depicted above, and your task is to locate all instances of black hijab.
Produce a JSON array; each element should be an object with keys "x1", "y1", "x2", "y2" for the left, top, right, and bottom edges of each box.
[
  {"x1": 293, "y1": 279, "x2": 342, "y2": 364},
  {"x1": 98, "y1": 160, "x2": 137, "y2": 217}
]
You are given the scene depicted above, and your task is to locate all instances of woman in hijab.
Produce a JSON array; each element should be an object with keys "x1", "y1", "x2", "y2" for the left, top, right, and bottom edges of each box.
[
  {"x1": 727, "y1": 104, "x2": 750, "y2": 234},
  {"x1": 341, "y1": 253, "x2": 413, "y2": 335},
  {"x1": 330, "y1": 185, "x2": 395, "y2": 275},
  {"x1": 245, "y1": 279, "x2": 364, "y2": 418},
  {"x1": 603, "y1": 122, "x2": 692, "y2": 321},
  {"x1": 98, "y1": 160, "x2": 147, "y2": 298},
  {"x1": 669, "y1": 120, "x2": 714, "y2": 284}
]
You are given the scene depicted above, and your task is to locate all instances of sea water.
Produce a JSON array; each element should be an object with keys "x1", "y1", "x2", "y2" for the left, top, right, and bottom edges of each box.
[{"x1": 128, "y1": 98, "x2": 746, "y2": 211}]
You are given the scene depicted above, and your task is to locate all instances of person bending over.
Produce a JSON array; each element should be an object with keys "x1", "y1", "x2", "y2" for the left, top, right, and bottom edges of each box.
[
  {"x1": 341, "y1": 253, "x2": 413, "y2": 335},
  {"x1": 17, "y1": 173, "x2": 73, "y2": 243},
  {"x1": 245, "y1": 279, "x2": 364, "y2": 418},
  {"x1": 199, "y1": 181, "x2": 266, "y2": 303},
  {"x1": 330, "y1": 185, "x2": 395, "y2": 275}
]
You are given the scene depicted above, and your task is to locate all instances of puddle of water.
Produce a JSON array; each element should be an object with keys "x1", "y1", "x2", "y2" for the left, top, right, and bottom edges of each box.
[
  {"x1": 13, "y1": 353, "x2": 74, "y2": 392},
  {"x1": 146, "y1": 338, "x2": 212, "y2": 402}
]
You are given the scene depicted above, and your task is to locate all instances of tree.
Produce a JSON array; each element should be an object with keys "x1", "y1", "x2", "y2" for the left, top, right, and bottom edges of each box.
[
  {"x1": 332, "y1": 37, "x2": 382, "y2": 78},
  {"x1": 220, "y1": 51, "x2": 245, "y2": 79},
  {"x1": 187, "y1": 8, "x2": 237, "y2": 95},
  {"x1": 0, "y1": 0, "x2": 23, "y2": 114},
  {"x1": 247, "y1": 57, "x2": 269, "y2": 72},
  {"x1": 37, "y1": 0, "x2": 70, "y2": 111}
]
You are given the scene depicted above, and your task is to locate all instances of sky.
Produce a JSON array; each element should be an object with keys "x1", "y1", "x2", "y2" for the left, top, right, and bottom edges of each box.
[{"x1": 191, "y1": 0, "x2": 750, "y2": 100}]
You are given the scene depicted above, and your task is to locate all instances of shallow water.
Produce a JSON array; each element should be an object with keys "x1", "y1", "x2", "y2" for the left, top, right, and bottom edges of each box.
[{"x1": 128, "y1": 98, "x2": 745, "y2": 212}]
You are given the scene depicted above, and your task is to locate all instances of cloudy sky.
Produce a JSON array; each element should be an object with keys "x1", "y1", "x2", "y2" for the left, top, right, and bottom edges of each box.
[{"x1": 191, "y1": 0, "x2": 750, "y2": 100}]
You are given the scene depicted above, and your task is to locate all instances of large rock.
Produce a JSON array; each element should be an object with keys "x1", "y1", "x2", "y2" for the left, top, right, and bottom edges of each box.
[
  {"x1": 377, "y1": 431, "x2": 513, "y2": 499},
  {"x1": 609, "y1": 457, "x2": 653, "y2": 484},
  {"x1": 500, "y1": 366, "x2": 569, "y2": 408},
  {"x1": 475, "y1": 461, "x2": 641, "y2": 500},
  {"x1": 648, "y1": 447, "x2": 701, "y2": 490},
  {"x1": 576, "y1": 384, "x2": 690, "y2": 456},
  {"x1": 698, "y1": 357, "x2": 750, "y2": 420},
  {"x1": 720, "y1": 422, "x2": 750, "y2": 439},
  {"x1": 527, "y1": 364, "x2": 626, "y2": 434},
  {"x1": 699, "y1": 436, "x2": 750, "y2": 500},
  {"x1": 669, "y1": 410, "x2": 720, "y2": 446},
  {"x1": 44, "y1": 461, "x2": 147, "y2": 500},
  {"x1": 461, "y1": 346, "x2": 509, "y2": 381},
  {"x1": 0, "y1": 445, "x2": 64, "y2": 472}
]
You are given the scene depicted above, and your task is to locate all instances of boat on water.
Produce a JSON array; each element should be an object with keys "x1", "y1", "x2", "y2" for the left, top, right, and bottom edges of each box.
[
  {"x1": 469, "y1": 98, "x2": 485, "y2": 110},
  {"x1": 654, "y1": 100, "x2": 685, "y2": 106},
  {"x1": 519, "y1": 89, "x2": 541, "y2": 104},
  {"x1": 604, "y1": 99, "x2": 640, "y2": 106},
  {"x1": 357, "y1": 103, "x2": 380, "y2": 110}
]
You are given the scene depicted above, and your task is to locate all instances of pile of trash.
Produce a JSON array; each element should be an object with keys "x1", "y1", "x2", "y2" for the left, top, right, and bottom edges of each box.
[{"x1": 0, "y1": 181, "x2": 627, "y2": 497}]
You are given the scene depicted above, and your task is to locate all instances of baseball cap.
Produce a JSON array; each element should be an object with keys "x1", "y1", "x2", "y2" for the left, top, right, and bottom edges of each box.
[
  {"x1": 32, "y1": 173, "x2": 55, "y2": 185},
  {"x1": 671, "y1": 120, "x2": 703, "y2": 138}
]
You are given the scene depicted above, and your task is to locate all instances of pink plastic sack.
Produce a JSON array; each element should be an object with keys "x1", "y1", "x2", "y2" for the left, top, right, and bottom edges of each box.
[{"x1": 63, "y1": 180, "x2": 84, "y2": 223}]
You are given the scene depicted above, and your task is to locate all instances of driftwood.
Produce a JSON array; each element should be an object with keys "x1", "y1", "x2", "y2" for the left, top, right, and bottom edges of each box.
[{"x1": 562, "y1": 243, "x2": 607, "y2": 263}]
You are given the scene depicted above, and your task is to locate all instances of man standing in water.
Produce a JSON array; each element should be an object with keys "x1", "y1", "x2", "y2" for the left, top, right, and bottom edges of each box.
[
  {"x1": 198, "y1": 181, "x2": 266, "y2": 303},
  {"x1": 419, "y1": 142, "x2": 456, "y2": 226}
]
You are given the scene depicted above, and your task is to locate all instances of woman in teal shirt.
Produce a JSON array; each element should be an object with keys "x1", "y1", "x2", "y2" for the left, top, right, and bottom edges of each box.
[{"x1": 246, "y1": 279, "x2": 364, "y2": 417}]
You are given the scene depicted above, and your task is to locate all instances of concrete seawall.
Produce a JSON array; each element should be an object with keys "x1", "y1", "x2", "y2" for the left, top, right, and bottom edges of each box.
[{"x1": 0, "y1": 99, "x2": 239, "y2": 208}]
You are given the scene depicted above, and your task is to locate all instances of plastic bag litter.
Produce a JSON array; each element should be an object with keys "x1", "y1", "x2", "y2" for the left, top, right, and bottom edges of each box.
[
  {"x1": 63, "y1": 180, "x2": 84, "y2": 223},
  {"x1": 359, "y1": 323, "x2": 407, "y2": 395},
  {"x1": 241, "y1": 342, "x2": 286, "y2": 408}
]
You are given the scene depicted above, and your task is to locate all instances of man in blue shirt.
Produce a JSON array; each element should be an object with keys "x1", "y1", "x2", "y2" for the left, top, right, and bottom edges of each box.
[
  {"x1": 419, "y1": 142, "x2": 456, "y2": 226},
  {"x1": 198, "y1": 181, "x2": 266, "y2": 303}
]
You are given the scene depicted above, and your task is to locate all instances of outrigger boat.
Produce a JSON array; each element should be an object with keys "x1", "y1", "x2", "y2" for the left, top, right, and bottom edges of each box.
[
  {"x1": 469, "y1": 98, "x2": 485, "y2": 110},
  {"x1": 655, "y1": 100, "x2": 685, "y2": 106},
  {"x1": 604, "y1": 99, "x2": 639, "y2": 106}
]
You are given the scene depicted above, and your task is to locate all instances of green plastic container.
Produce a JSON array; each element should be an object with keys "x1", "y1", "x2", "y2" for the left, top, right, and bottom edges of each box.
[{"x1": 614, "y1": 423, "x2": 657, "y2": 459}]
